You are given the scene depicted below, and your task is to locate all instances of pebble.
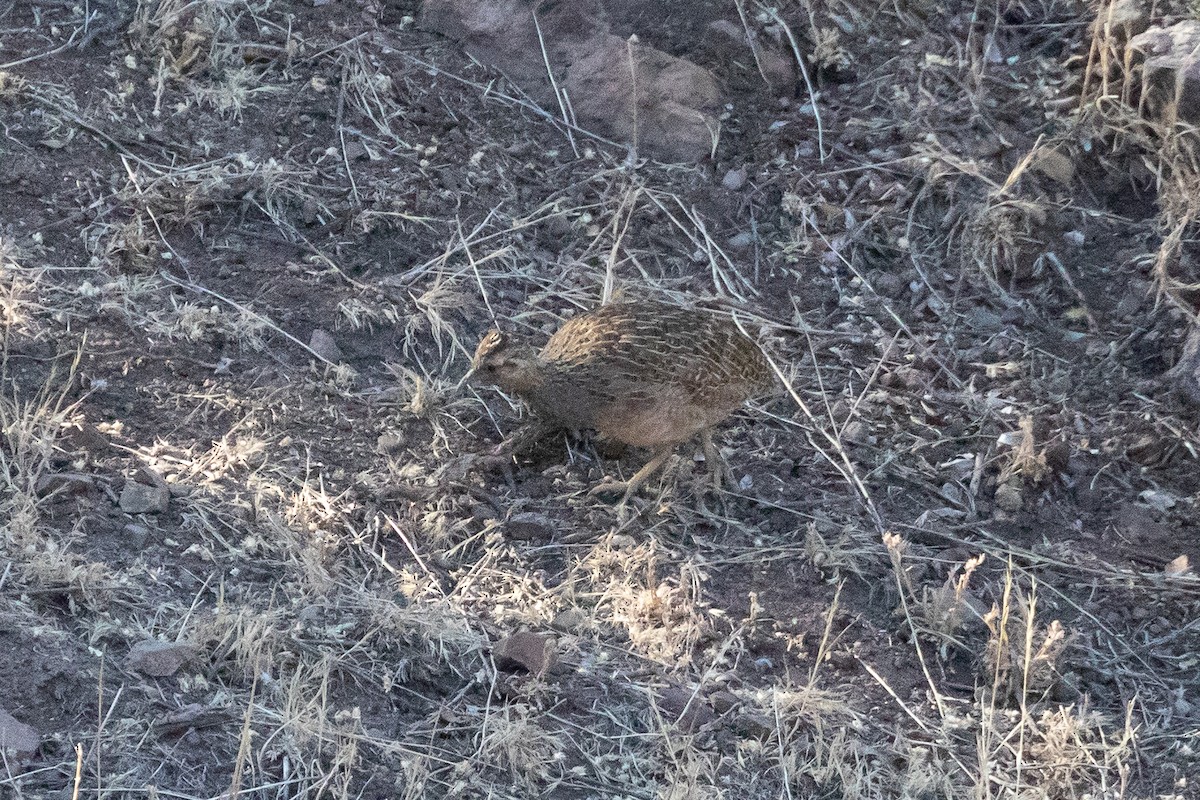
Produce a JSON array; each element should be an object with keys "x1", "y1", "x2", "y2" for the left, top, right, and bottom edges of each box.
[
  {"x1": 727, "y1": 232, "x2": 754, "y2": 250},
  {"x1": 309, "y1": 328, "x2": 343, "y2": 363},
  {"x1": 119, "y1": 482, "x2": 170, "y2": 514},
  {"x1": 493, "y1": 631, "x2": 557, "y2": 676},
  {"x1": 0, "y1": 707, "x2": 38, "y2": 759},
  {"x1": 505, "y1": 512, "x2": 556, "y2": 540},
  {"x1": 127, "y1": 640, "x2": 196, "y2": 677}
]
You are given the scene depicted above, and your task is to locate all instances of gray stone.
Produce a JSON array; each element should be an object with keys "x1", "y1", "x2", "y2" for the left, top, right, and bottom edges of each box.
[
  {"x1": 123, "y1": 523, "x2": 152, "y2": 549},
  {"x1": 423, "y1": 0, "x2": 721, "y2": 162},
  {"x1": 994, "y1": 482, "x2": 1023, "y2": 513},
  {"x1": 308, "y1": 328, "x2": 343, "y2": 363},
  {"x1": 658, "y1": 686, "x2": 715, "y2": 732},
  {"x1": 871, "y1": 271, "x2": 904, "y2": 298},
  {"x1": 35, "y1": 472, "x2": 95, "y2": 499},
  {"x1": 506, "y1": 511, "x2": 556, "y2": 540},
  {"x1": 563, "y1": 34, "x2": 720, "y2": 162},
  {"x1": 736, "y1": 711, "x2": 777, "y2": 740},
  {"x1": 493, "y1": 631, "x2": 556, "y2": 676},
  {"x1": 127, "y1": 640, "x2": 196, "y2": 677},
  {"x1": 120, "y1": 481, "x2": 170, "y2": 514},
  {"x1": 1093, "y1": 0, "x2": 1149, "y2": 46},
  {"x1": 727, "y1": 232, "x2": 754, "y2": 250},
  {"x1": 376, "y1": 432, "x2": 406, "y2": 454},
  {"x1": 550, "y1": 608, "x2": 587, "y2": 632},
  {"x1": 0, "y1": 707, "x2": 38, "y2": 759},
  {"x1": 1130, "y1": 21, "x2": 1200, "y2": 127},
  {"x1": 708, "y1": 690, "x2": 739, "y2": 714}
]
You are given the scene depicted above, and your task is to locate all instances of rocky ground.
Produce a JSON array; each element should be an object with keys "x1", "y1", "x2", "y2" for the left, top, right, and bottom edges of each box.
[{"x1": 1, "y1": 0, "x2": 1198, "y2": 797}]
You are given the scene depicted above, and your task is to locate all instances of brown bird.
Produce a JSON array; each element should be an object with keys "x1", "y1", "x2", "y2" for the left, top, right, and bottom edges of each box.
[{"x1": 468, "y1": 300, "x2": 773, "y2": 503}]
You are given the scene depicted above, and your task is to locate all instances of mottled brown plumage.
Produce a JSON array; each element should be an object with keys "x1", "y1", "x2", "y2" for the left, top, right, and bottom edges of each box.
[{"x1": 469, "y1": 301, "x2": 773, "y2": 502}]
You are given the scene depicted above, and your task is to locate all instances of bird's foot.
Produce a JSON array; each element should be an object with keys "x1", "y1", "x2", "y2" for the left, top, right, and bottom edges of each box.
[
  {"x1": 588, "y1": 480, "x2": 643, "y2": 524},
  {"x1": 588, "y1": 479, "x2": 638, "y2": 503}
]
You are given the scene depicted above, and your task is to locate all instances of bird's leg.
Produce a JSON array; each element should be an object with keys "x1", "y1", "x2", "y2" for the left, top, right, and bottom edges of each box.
[
  {"x1": 590, "y1": 445, "x2": 677, "y2": 504},
  {"x1": 700, "y1": 429, "x2": 735, "y2": 493}
]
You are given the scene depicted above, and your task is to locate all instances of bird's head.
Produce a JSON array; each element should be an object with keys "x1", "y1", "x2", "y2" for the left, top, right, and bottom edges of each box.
[{"x1": 466, "y1": 329, "x2": 542, "y2": 394}]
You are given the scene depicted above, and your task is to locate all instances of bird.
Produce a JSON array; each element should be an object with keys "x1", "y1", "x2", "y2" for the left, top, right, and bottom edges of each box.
[{"x1": 467, "y1": 300, "x2": 773, "y2": 503}]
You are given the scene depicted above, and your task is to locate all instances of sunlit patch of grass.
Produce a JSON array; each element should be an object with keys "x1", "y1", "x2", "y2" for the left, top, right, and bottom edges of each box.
[
  {"x1": 0, "y1": 238, "x2": 46, "y2": 342},
  {"x1": 478, "y1": 704, "x2": 565, "y2": 789},
  {"x1": 141, "y1": 297, "x2": 270, "y2": 348}
]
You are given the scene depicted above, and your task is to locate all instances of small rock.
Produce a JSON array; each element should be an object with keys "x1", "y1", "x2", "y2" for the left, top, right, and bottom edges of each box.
[
  {"x1": 58, "y1": 421, "x2": 112, "y2": 455},
  {"x1": 1090, "y1": 0, "x2": 1148, "y2": 47},
  {"x1": 983, "y1": 32, "x2": 1004, "y2": 64},
  {"x1": 828, "y1": 649, "x2": 857, "y2": 671},
  {"x1": 128, "y1": 640, "x2": 196, "y2": 677},
  {"x1": 709, "y1": 690, "x2": 739, "y2": 714},
  {"x1": 119, "y1": 481, "x2": 170, "y2": 514},
  {"x1": 376, "y1": 432, "x2": 406, "y2": 454},
  {"x1": 1043, "y1": 440, "x2": 1071, "y2": 474},
  {"x1": 300, "y1": 197, "x2": 320, "y2": 225},
  {"x1": 0, "y1": 707, "x2": 38, "y2": 759},
  {"x1": 493, "y1": 631, "x2": 556, "y2": 676},
  {"x1": 966, "y1": 306, "x2": 1004, "y2": 332},
  {"x1": 550, "y1": 608, "x2": 587, "y2": 632},
  {"x1": 940, "y1": 482, "x2": 966, "y2": 507},
  {"x1": 1030, "y1": 147, "x2": 1075, "y2": 185},
  {"x1": 841, "y1": 420, "x2": 871, "y2": 444},
  {"x1": 506, "y1": 512, "x2": 556, "y2": 540},
  {"x1": 1127, "y1": 434, "x2": 1166, "y2": 465},
  {"x1": 123, "y1": 523, "x2": 151, "y2": 549},
  {"x1": 707, "y1": 19, "x2": 745, "y2": 43},
  {"x1": 563, "y1": 34, "x2": 722, "y2": 162},
  {"x1": 994, "y1": 482, "x2": 1023, "y2": 513},
  {"x1": 1164, "y1": 554, "x2": 1191, "y2": 577},
  {"x1": 872, "y1": 271, "x2": 904, "y2": 298},
  {"x1": 309, "y1": 329, "x2": 343, "y2": 363},
  {"x1": 657, "y1": 686, "x2": 715, "y2": 732},
  {"x1": 735, "y1": 712, "x2": 776, "y2": 741},
  {"x1": 721, "y1": 167, "x2": 747, "y2": 191},
  {"x1": 35, "y1": 472, "x2": 95, "y2": 499},
  {"x1": 727, "y1": 231, "x2": 754, "y2": 250},
  {"x1": 1130, "y1": 20, "x2": 1200, "y2": 127},
  {"x1": 1139, "y1": 488, "x2": 1178, "y2": 512},
  {"x1": 1113, "y1": 281, "x2": 1149, "y2": 319},
  {"x1": 757, "y1": 50, "x2": 797, "y2": 89}
]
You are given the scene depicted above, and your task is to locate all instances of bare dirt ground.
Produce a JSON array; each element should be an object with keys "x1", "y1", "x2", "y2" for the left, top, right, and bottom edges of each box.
[{"x1": 1, "y1": 0, "x2": 1198, "y2": 797}]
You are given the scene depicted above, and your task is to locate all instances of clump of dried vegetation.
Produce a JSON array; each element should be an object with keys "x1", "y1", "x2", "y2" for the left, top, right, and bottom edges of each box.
[{"x1": 1, "y1": 0, "x2": 1198, "y2": 797}]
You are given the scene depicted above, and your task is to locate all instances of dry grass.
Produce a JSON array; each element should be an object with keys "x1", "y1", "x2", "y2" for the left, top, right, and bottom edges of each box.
[{"x1": 0, "y1": 0, "x2": 1196, "y2": 797}]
